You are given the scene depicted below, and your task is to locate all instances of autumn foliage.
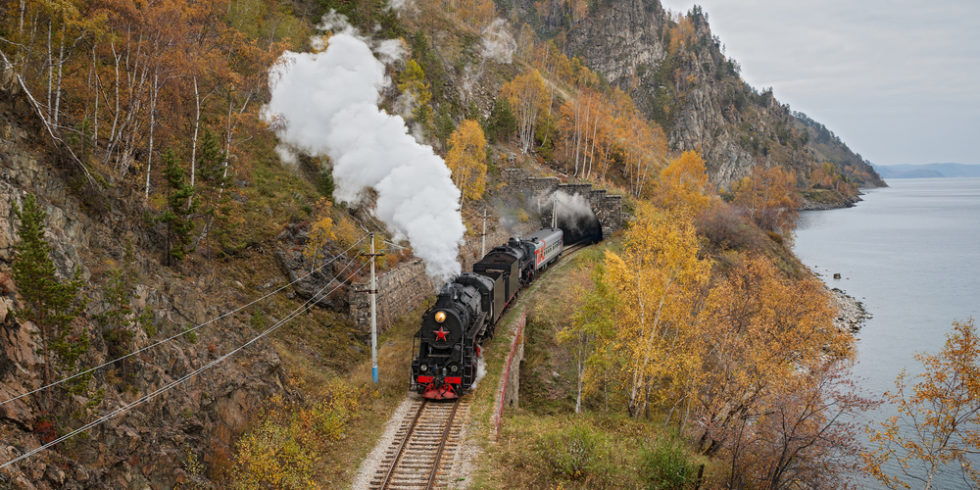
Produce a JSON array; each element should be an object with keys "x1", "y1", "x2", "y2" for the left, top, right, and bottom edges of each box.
[
  {"x1": 602, "y1": 202, "x2": 711, "y2": 418},
  {"x1": 501, "y1": 69, "x2": 549, "y2": 154},
  {"x1": 568, "y1": 183, "x2": 870, "y2": 486},
  {"x1": 0, "y1": 0, "x2": 306, "y2": 251},
  {"x1": 445, "y1": 119, "x2": 488, "y2": 200},
  {"x1": 730, "y1": 165, "x2": 801, "y2": 234},
  {"x1": 653, "y1": 150, "x2": 712, "y2": 218},
  {"x1": 863, "y1": 319, "x2": 980, "y2": 489}
]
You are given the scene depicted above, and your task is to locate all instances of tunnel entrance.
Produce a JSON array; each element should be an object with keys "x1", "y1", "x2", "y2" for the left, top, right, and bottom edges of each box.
[
  {"x1": 557, "y1": 211, "x2": 602, "y2": 245},
  {"x1": 539, "y1": 192, "x2": 603, "y2": 245}
]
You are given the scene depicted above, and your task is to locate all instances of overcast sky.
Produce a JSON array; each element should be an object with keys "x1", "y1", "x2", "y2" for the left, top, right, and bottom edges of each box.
[{"x1": 658, "y1": 0, "x2": 980, "y2": 166}]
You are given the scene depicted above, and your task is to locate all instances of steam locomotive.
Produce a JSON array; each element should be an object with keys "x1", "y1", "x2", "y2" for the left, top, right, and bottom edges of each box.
[{"x1": 411, "y1": 228, "x2": 563, "y2": 399}]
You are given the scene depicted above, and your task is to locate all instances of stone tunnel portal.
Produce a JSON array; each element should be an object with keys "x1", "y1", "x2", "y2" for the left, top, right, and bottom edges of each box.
[{"x1": 540, "y1": 200, "x2": 603, "y2": 245}]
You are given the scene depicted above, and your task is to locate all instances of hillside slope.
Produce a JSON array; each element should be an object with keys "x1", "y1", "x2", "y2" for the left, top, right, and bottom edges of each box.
[{"x1": 503, "y1": 0, "x2": 885, "y2": 193}]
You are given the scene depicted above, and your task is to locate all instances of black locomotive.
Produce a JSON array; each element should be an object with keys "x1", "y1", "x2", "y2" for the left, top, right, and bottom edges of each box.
[{"x1": 411, "y1": 228, "x2": 564, "y2": 399}]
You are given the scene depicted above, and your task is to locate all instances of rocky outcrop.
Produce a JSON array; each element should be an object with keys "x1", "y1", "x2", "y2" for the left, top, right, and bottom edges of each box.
[
  {"x1": 275, "y1": 223, "x2": 354, "y2": 311},
  {"x1": 829, "y1": 288, "x2": 870, "y2": 333}
]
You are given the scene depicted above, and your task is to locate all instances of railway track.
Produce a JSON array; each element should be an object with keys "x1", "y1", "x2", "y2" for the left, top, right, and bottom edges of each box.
[
  {"x1": 560, "y1": 241, "x2": 590, "y2": 259},
  {"x1": 370, "y1": 398, "x2": 470, "y2": 489},
  {"x1": 360, "y1": 239, "x2": 594, "y2": 489}
]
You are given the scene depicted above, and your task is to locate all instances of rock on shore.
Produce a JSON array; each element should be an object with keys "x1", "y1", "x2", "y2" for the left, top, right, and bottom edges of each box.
[{"x1": 829, "y1": 287, "x2": 871, "y2": 333}]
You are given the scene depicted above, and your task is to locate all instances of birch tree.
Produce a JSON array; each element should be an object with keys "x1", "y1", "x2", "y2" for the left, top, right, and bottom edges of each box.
[
  {"x1": 445, "y1": 119, "x2": 488, "y2": 200},
  {"x1": 602, "y1": 203, "x2": 711, "y2": 418},
  {"x1": 501, "y1": 69, "x2": 547, "y2": 154}
]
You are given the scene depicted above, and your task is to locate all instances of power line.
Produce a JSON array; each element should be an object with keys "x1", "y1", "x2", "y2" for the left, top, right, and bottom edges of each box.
[
  {"x1": 0, "y1": 236, "x2": 366, "y2": 407},
  {"x1": 0, "y1": 258, "x2": 366, "y2": 471}
]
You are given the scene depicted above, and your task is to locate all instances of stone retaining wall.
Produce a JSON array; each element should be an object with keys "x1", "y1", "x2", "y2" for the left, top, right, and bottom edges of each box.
[{"x1": 347, "y1": 225, "x2": 535, "y2": 335}]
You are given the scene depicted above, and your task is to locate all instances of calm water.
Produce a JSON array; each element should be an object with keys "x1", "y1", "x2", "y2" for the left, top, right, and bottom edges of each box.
[{"x1": 794, "y1": 178, "x2": 980, "y2": 489}]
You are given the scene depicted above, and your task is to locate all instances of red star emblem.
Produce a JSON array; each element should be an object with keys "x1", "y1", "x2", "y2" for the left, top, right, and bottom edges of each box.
[{"x1": 433, "y1": 326, "x2": 448, "y2": 341}]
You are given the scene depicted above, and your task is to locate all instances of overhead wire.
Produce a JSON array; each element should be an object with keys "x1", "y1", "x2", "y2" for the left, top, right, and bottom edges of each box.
[
  {"x1": 0, "y1": 236, "x2": 367, "y2": 407},
  {"x1": 0, "y1": 257, "x2": 367, "y2": 470}
]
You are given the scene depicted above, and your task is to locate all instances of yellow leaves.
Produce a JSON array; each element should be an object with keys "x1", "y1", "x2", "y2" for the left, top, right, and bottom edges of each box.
[
  {"x1": 864, "y1": 319, "x2": 980, "y2": 487},
  {"x1": 653, "y1": 150, "x2": 712, "y2": 219},
  {"x1": 690, "y1": 251, "x2": 851, "y2": 464},
  {"x1": 233, "y1": 380, "x2": 361, "y2": 489},
  {"x1": 602, "y1": 203, "x2": 711, "y2": 416},
  {"x1": 730, "y1": 165, "x2": 801, "y2": 234},
  {"x1": 556, "y1": 85, "x2": 668, "y2": 190},
  {"x1": 303, "y1": 198, "x2": 336, "y2": 267},
  {"x1": 445, "y1": 119, "x2": 488, "y2": 200},
  {"x1": 501, "y1": 69, "x2": 549, "y2": 153},
  {"x1": 668, "y1": 16, "x2": 695, "y2": 55},
  {"x1": 446, "y1": 0, "x2": 497, "y2": 28},
  {"x1": 397, "y1": 59, "x2": 433, "y2": 130},
  {"x1": 398, "y1": 60, "x2": 430, "y2": 107},
  {"x1": 810, "y1": 161, "x2": 858, "y2": 195}
]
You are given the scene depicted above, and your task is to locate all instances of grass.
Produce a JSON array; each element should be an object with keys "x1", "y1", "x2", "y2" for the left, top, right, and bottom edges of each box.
[
  {"x1": 308, "y1": 302, "x2": 432, "y2": 487},
  {"x1": 471, "y1": 411, "x2": 712, "y2": 489}
]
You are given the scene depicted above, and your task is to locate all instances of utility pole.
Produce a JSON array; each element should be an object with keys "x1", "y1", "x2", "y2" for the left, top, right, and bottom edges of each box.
[
  {"x1": 551, "y1": 195, "x2": 558, "y2": 229},
  {"x1": 481, "y1": 207, "x2": 487, "y2": 257},
  {"x1": 370, "y1": 233, "x2": 377, "y2": 384},
  {"x1": 361, "y1": 232, "x2": 384, "y2": 384}
]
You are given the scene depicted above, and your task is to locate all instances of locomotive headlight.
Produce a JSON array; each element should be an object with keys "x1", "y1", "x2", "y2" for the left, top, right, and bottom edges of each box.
[
  {"x1": 420, "y1": 365, "x2": 427, "y2": 372},
  {"x1": 450, "y1": 365, "x2": 458, "y2": 373},
  {"x1": 434, "y1": 311, "x2": 447, "y2": 323}
]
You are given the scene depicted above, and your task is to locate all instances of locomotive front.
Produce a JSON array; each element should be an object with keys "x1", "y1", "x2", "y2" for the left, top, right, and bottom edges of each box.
[{"x1": 411, "y1": 283, "x2": 484, "y2": 399}]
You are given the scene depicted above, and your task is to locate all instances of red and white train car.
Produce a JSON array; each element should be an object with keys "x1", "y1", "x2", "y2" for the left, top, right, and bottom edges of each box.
[{"x1": 525, "y1": 227, "x2": 563, "y2": 274}]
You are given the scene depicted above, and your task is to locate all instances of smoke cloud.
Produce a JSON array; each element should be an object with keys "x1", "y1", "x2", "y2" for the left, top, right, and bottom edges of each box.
[
  {"x1": 538, "y1": 191, "x2": 603, "y2": 243},
  {"x1": 546, "y1": 191, "x2": 594, "y2": 226},
  {"x1": 262, "y1": 18, "x2": 464, "y2": 280},
  {"x1": 389, "y1": 0, "x2": 412, "y2": 11}
]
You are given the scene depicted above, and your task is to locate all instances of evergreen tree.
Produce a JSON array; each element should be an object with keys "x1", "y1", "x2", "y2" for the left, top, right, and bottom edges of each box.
[
  {"x1": 195, "y1": 129, "x2": 227, "y2": 187},
  {"x1": 195, "y1": 129, "x2": 229, "y2": 239},
  {"x1": 484, "y1": 97, "x2": 517, "y2": 144},
  {"x1": 12, "y1": 194, "x2": 87, "y2": 414},
  {"x1": 159, "y1": 149, "x2": 198, "y2": 263},
  {"x1": 95, "y1": 241, "x2": 153, "y2": 382}
]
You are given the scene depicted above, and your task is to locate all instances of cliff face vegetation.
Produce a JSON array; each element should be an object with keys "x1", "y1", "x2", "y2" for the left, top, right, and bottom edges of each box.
[{"x1": 502, "y1": 0, "x2": 885, "y2": 203}]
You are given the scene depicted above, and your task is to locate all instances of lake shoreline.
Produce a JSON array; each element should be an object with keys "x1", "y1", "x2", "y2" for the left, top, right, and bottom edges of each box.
[{"x1": 829, "y1": 287, "x2": 871, "y2": 333}]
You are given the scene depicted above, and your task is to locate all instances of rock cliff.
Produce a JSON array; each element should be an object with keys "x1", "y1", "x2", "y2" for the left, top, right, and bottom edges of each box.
[
  {"x1": 0, "y1": 67, "x2": 288, "y2": 489},
  {"x1": 505, "y1": 0, "x2": 884, "y2": 193}
]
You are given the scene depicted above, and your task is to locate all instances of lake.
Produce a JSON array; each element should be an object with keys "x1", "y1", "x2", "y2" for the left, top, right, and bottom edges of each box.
[{"x1": 794, "y1": 178, "x2": 980, "y2": 488}]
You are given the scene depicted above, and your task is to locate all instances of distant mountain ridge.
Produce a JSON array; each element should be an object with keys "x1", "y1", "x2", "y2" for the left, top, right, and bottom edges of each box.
[{"x1": 875, "y1": 163, "x2": 980, "y2": 179}]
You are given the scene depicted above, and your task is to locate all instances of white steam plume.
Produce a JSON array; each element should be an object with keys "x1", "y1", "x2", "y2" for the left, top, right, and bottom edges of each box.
[
  {"x1": 262, "y1": 18, "x2": 464, "y2": 280},
  {"x1": 275, "y1": 144, "x2": 298, "y2": 169},
  {"x1": 470, "y1": 355, "x2": 487, "y2": 391},
  {"x1": 543, "y1": 191, "x2": 595, "y2": 230}
]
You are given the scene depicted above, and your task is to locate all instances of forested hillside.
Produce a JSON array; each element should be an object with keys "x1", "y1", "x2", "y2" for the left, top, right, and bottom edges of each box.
[
  {"x1": 0, "y1": 0, "x2": 899, "y2": 488},
  {"x1": 502, "y1": 0, "x2": 885, "y2": 201}
]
